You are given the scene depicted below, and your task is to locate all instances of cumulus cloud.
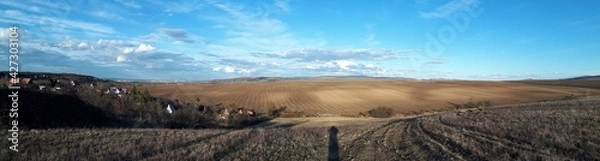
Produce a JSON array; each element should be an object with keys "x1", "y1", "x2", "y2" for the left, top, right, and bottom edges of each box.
[
  {"x1": 116, "y1": 55, "x2": 127, "y2": 62},
  {"x1": 212, "y1": 66, "x2": 255, "y2": 75},
  {"x1": 135, "y1": 44, "x2": 155, "y2": 53},
  {"x1": 256, "y1": 48, "x2": 416, "y2": 62},
  {"x1": 419, "y1": 0, "x2": 480, "y2": 18},
  {"x1": 122, "y1": 47, "x2": 134, "y2": 54},
  {"x1": 224, "y1": 67, "x2": 235, "y2": 73},
  {"x1": 77, "y1": 42, "x2": 89, "y2": 49}
]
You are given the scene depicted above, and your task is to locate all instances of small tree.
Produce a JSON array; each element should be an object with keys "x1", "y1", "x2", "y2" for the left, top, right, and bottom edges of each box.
[{"x1": 142, "y1": 89, "x2": 151, "y2": 98}]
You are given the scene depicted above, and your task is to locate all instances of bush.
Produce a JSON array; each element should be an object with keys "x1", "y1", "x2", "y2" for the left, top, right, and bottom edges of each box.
[
  {"x1": 563, "y1": 94, "x2": 577, "y2": 100},
  {"x1": 169, "y1": 107, "x2": 211, "y2": 128},
  {"x1": 367, "y1": 106, "x2": 393, "y2": 118},
  {"x1": 448, "y1": 99, "x2": 492, "y2": 110},
  {"x1": 267, "y1": 106, "x2": 287, "y2": 118}
]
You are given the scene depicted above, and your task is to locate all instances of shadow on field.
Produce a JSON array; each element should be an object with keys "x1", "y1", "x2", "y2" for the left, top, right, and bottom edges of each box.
[{"x1": 328, "y1": 126, "x2": 340, "y2": 161}]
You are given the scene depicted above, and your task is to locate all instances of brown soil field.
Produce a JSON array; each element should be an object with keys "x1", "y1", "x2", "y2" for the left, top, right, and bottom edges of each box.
[
  {"x1": 140, "y1": 80, "x2": 600, "y2": 116},
  {"x1": 4, "y1": 98, "x2": 600, "y2": 160}
]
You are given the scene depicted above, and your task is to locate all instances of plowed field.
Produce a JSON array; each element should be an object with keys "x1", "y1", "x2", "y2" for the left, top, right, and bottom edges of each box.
[{"x1": 140, "y1": 80, "x2": 600, "y2": 115}]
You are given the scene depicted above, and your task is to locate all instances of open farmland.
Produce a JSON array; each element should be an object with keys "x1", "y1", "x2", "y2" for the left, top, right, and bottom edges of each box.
[
  {"x1": 4, "y1": 97, "x2": 599, "y2": 160},
  {"x1": 140, "y1": 80, "x2": 600, "y2": 116}
]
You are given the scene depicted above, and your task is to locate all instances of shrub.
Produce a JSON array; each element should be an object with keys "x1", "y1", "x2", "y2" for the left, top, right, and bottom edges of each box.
[
  {"x1": 367, "y1": 106, "x2": 393, "y2": 118},
  {"x1": 267, "y1": 106, "x2": 287, "y2": 118},
  {"x1": 448, "y1": 99, "x2": 492, "y2": 110},
  {"x1": 169, "y1": 107, "x2": 211, "y2": 128},
  {"x1": 563, "y1": 94, "x2": 577, "y2": 100}
]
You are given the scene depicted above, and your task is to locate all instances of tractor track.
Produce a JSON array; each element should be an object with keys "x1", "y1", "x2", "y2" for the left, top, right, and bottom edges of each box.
[{"x1": 435, "y1": 115, "x2": 571, "y2": 160}]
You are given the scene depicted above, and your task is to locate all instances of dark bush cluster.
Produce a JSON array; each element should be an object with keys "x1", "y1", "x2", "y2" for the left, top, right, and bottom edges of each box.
[
  {"x1": 562, "y1": 94, "x2": 577, "y2": 100},
  {"x1": 448, "y1": 98, "x2": 492, "y2": 110},
  {"x1": 367, "y1": 106, "x2": 394, "y2": 118}
]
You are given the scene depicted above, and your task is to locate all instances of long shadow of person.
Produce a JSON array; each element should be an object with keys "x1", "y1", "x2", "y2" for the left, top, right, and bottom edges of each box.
[{"x1": 328, "y1": 126, "x2": 340, "y2": 161}]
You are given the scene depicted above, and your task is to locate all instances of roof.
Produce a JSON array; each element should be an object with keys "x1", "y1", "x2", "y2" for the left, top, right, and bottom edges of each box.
[{"x1": 21, "y1": 78, "x2": 31, "y2": 84}]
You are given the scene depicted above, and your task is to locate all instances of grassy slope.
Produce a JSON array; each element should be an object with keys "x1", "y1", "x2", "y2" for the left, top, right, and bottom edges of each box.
[{"x1": 2, "y1": 97, "x2": 599, "y2": 161}]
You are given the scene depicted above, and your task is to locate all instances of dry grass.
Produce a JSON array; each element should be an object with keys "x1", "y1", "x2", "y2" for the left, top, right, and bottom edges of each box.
[
  {"x1": 3, "y1": 97, "x2": 599, "y2": 160},
  {"x1": 140, "y1": 80, "x2": 600, "y2": 115}
]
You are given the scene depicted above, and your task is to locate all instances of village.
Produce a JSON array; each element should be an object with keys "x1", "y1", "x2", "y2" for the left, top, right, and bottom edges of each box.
[{"x1": 1, "y1": 73, "x2": 262, "y2": 125}]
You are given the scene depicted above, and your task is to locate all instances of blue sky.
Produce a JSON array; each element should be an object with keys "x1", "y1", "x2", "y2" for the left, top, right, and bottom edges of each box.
[{"x1": 0, "y1": 0, "x2": 598, "y2": 80}]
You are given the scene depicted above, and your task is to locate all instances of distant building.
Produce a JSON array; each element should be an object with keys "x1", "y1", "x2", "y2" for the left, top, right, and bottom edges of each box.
[
  {"x1": 220, "y1": 108, "x2": 231, "y2": 120},
  {"x1": 238, "y1": 108, "x2": 255, "y2": 116},
  {"x1": 21, "y1": 78, "x2": 31, "y2": 85},
  {"x1": 70, "y1": 80, "x2": 78, "y2": 86},
  {"x1": 56, "y1": 78, "x2": 71, "y2": 86},
  {"x1": 51, "y1": 87, "x2": 62, "y2": 91},
  {"x1": 166, "y1": 104, "x2": 174, "y2": 114}
]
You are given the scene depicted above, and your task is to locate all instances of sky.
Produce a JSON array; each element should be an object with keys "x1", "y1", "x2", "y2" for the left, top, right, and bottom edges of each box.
[{"x1": 0, "y1": 0, "x2": 598, "y2": 80}]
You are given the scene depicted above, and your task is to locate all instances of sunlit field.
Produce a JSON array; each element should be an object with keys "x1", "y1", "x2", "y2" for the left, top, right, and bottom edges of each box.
[{"x1": 141, "y1": 80, "x2": 600, "y2": 116}]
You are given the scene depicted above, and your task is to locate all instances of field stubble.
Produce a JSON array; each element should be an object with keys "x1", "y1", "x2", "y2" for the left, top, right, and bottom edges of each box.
[{"x1": 3, "y1": 97, "x2": 600, "y2": 160}]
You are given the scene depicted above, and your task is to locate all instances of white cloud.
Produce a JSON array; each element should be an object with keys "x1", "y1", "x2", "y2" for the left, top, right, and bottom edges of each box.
[
  {"x1": 224, "y1": 67, "x2": 236, "y2": 73},
  {"x1": 204, "y1": 1, "x2": 325, "y2": 54},
  {"x1": 92, "y1": 11, "x2": 125, "y2": 20},
  {"x1": 77, "y1": 42, "x2": 89, "y2": 49},
  {"x1": 303, "y1": 60, "x2": 388, "y2": 76},
  {"x1": 336, "y1": 60, "x2": 357, "y2": 70},
  {"x1": 238, "y1": 68, "x2": 255, "y2": 74},
  {"x1": 58, "y1": 38, "x2": 76, "y2": 48},
  {"x1": 122, "y1": 47, "x2": 134, "y2": 54},
  {"x1": 0, "y1": 29, "x2": 6, "y2": 39},
  {"x1": 0, "y1": 1, "x2": 46, "y2": 14},
  {"x1": 211, "y1": 65, "x2": 256, "y2": 75},
  {"x1": 135, "y1": 44, "x2": 155, "y2": 53},
  {"x1": 419, "y1": 0, "x2": 480, "y2": 18},
  {"x1": 259, "y1": 48, "x2": 416, "y2": 62},
  {"x1": 0, "y1": 10, "x2": 116, "y2": 35},
  {"x1": 116, "y1": 55, "x2": 127, "y2": 62}
]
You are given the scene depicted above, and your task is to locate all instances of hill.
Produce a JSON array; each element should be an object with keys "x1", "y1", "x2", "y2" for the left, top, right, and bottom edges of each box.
[{"x1": 3, "y1": 97, "x2": 599, "y2": 160}]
